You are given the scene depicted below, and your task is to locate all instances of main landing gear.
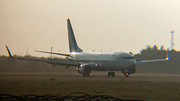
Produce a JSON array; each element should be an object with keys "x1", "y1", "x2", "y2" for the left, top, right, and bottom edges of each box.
[{"x1": 108, "y1": 71, "x2": 115, "y2": 77}]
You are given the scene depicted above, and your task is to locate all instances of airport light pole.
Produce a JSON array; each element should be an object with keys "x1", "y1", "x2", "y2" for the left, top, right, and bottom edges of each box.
[
  {"x1": 51, "y1": 47, "x2": 53, "y2": 58},
  {"x1": 171, "y1": 31, "x2": 175, "y2": 50}
]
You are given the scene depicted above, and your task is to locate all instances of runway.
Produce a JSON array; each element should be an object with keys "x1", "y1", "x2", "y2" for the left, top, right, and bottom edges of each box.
[{"x1": 0, "y1": 72, "x2": 180, "y2": 83}]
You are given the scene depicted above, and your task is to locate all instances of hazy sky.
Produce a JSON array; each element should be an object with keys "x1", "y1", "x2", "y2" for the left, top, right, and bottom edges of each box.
[{"x1": 1, "y1": 0, "x2": 180, "y2": 57}]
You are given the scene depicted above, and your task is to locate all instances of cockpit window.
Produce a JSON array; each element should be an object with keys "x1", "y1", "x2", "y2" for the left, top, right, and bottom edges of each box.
[{"x1": 123, "y1": 57, "x2": 134, "y2": 59}]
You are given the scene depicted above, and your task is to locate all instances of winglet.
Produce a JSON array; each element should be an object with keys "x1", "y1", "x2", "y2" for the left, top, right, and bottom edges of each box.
[
  {"x1": 166, "y1": 48, "x2": 170, "y2": 60},
  {"x1": 5, "y1": 45, "x2": 13, "y2": 58}
]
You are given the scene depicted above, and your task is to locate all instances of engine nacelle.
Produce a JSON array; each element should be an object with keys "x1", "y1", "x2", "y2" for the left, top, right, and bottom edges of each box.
[{"x1": 76, "y1": 64, "x2": 92, "y2": 75}]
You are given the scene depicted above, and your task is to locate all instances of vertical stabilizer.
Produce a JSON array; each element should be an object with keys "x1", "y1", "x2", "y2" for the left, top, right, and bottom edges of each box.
[{"x1": 67, "y1": 18, "x2": 83, "y2": 52}]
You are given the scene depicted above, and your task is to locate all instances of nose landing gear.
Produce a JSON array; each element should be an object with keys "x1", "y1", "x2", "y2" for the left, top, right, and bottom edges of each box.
[{"x1": 124, "y1": 73, "x2": 129, "y2": 77}]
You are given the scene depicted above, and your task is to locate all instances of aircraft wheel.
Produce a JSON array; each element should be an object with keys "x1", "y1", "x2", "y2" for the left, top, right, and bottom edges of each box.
[
  {"x1": 108, "y1": 72, "x2": 111, "y2": 77},
  {"x1": 124, "y1": 73, "x2": 129, "y2": 77}
]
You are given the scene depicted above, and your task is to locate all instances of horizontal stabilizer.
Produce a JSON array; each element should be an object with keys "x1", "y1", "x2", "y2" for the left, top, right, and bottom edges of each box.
[{"x1": 35, "y1": 50, "x2": 70, "y2": 56}]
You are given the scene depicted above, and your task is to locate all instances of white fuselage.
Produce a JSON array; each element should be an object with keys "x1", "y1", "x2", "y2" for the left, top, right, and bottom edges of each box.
[{"x1": 69, "y1": 51, "x2": 137, "y2": 71}]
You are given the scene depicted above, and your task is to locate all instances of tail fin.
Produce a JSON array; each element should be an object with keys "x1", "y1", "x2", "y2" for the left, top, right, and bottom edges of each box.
[{"x1": 67, "y1": 18, "x2": 83, "y2": 53}]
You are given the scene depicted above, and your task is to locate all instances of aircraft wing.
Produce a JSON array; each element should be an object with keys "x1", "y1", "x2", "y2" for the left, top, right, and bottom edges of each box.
[
  {"x1": 136, "y1": 48, "x2": 170, "y2": 64},
  {"x1": 136, "y1": 58, "x2": 168, "y2": 64},
  {"x1": 5, "y1": 45, "x2": 79, "y2": 66},
  {"x1": 35, "y1": 50, "x2": 70, "y2": 56}
]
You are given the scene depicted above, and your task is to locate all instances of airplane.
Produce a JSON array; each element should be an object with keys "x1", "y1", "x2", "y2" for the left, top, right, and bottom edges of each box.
[{"x1": 5, "y1": 18, "x2": 170, "y2": 77}]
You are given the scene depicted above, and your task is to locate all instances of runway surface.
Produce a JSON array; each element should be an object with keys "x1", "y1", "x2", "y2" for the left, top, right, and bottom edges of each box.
[{"x1": 0, "y1": 72, "x2": 180, "y2": 83}]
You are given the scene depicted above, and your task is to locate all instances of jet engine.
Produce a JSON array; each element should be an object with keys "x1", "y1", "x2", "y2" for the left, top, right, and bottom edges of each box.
[{"x1": 76, "y1": 64, "x2": 92, "y2": 75}]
